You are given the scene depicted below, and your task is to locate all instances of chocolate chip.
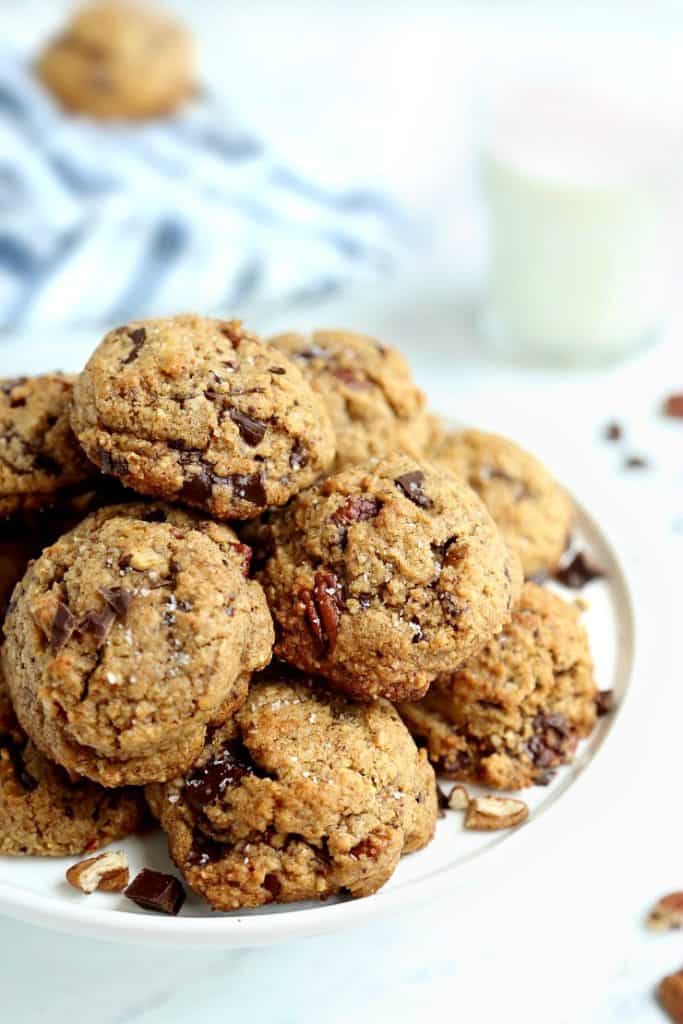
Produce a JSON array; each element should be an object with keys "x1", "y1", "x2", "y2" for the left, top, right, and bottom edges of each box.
[
  {"x1": 595, "y1": 690, "x2": 614, "y2": 716},
  {"x1": 604, "y1": 421, "x2": 623, "y2": 441},
  {"x1": 269, "y1": 367, "x2": 286, "y2": 375},
  {"x1": 332, "y1": 495, "x2": 382, "y2": 525},
  {"x1": 184, "y1": 741, "x2": 260, "y2": 814},
  {"x1": 230, "y1": 542, "x2": 252, "y2": 577},
  {"x1": 97, "y1": 450, "x2": 129, "y2": 478},
  {"x1": 122, "y1": 327, "x2": 147, "y2": 365},
  {"x1": 439, "y1": 591, "x2": 465, "y2": 626},
  {"x1": 624, "y1": 454, "x2": 650, "y2": 470},
  {"x1": 663, "y1": 393, "x2": 683, "y2": 418},
  {"x1": 395, "y1": 470, "x2": 433, "y2": 509},
  {"x1": 79, "y1": 604, "x2": 116, "y2": 647},
  {"x1": 99, "y1": 586, "x2": 132, "y2": 622},
  {"x1": 332, "y1": 367, "x2": 372, "y2": 389},
  {"x1": 50, "y1": 600, "x2": 76, "y2": 652},
  {"x1": 289, "y1": 439, "x2": 308, "y2": 472},
  {"x1": 124, "y1": 869, "x2": 185, "y2": 916},
  {"x1": 263, "y1": 873, "x2": 282, "y2": 900},
  {"x1": 179, "y1": 458, "x2": 267, "y2": 508},
  {"x1": 179, "y1": 470, "x2": 213, "y2": 505},
  {"x1": 410, "y1": 618, "x2": 425, "y2": 643},
  {"x1": 227, "y1": 472, "x2": 267, "y2": 506},
  {"x1": 187, "y1": 830, "x2": 224, "y2": 867},
  {"x1": 357, "y1": 594, "x2": 372, "y2": 609},
  {"x1": 229, "y1": 409, "x2": 267, "y2": 446},
  {"x1": 526, "y1": 713, "x2": 574, "y2": 769},
  {"x1": 554, "y1": 551, "x2": 605, "y2": 589}
]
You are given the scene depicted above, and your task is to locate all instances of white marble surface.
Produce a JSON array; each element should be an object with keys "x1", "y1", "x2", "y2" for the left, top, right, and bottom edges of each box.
[{"x1": 2, "y1": 2, "x2": 683, "y2": 1021}]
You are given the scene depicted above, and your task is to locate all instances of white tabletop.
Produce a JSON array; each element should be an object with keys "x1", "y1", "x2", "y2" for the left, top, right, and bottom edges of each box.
[{"x1": 2, "y1": 3, "x2": 683, "y2": 1021}]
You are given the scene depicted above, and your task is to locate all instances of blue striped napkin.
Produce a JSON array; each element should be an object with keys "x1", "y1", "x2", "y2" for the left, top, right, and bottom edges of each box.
[{"x1": 0, "y1": 54, "x2": 409, "y2": 331}]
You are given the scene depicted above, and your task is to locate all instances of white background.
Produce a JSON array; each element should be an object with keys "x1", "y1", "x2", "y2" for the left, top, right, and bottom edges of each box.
[{"x1": 2, "y1": 2, "x2": 683, "y2": 1022}]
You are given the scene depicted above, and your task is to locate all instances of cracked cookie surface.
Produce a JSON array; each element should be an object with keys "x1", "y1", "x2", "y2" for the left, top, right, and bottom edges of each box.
[
  {"x1": 247, "y1": 454, "x2": 522, "y2": 701},
  {"x1": 432, "y1": 430, "x2": 573, "y2": 578},
  {"x1": 270, "y1": 329, "x2": 431, "y2": 472},
  {"x1": 147, "y1": 664, "x2": 437, "y2": 909},
  {"x1": 0, "y1": 667, "x2": 145, "y2": 855},
  {"x1": 1, "y1": 374, "x2": 97, "y2": 520},
  {"x1": 2, "y1": 502, "x2": 274, "y2": 787},
  {"x1": 71, "y1": 316, "x2": 336, "y2": 520},
  {"x1": 36, "y1": 0, "x2": 195, "y2": 120},
  {"x1": 398, "y1": 583, "x2": 598, "y2": 789}
]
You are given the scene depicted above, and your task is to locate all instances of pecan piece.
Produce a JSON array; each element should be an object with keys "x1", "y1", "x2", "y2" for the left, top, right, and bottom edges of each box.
[
  {"x1": 464, "y1": 796, "x2": 529, "y2": 831},
  {"x1": 66, "y1": 850, "x2": 129, "y2": 894},
  {"x1": 447, "y1": 784, "x2": 470, "y2": 811},
  {"x1": 648, "y1": 893, "x2": 683, "y2": 931},
  {"x1": 300, "y1": 570, "x2": 345, "y2": 657},
  {"x1": 659, "y1": 969, "x2": 683, "y2": 1023}
]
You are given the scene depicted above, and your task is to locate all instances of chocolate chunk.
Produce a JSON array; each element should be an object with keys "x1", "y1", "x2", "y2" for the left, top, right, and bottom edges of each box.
[
  {"x1": 122, "y1": 327, "x2": 147, "y2": 365},
  {"x1": 124, "y1": 869, "x2": 185, "y2": 916},
  {"x1": 663, "y1": 394, "x2": 683, "y2": 418},
  {"x1": 269, "y1": 366, "x2": 286, "y2": 375},
  {"x1": 332, "y1": 495, "x2": 382, "y2": 525},
  {"x1": 295, "y1": 345, "x2": 329, "y2": 361},
  {"x1": 357, "y1": 594, "x2": 372, "y2": 609},
  {"x1": 395, "y1": 470, "x2": 433, "y2": 509},
  {"x1": 263, "y1": 873, "x2": 282, "y2": 899},
  {"x1": 332, "y1": 367, "x2": 372, "y2": 389},
  {"x1": 99, "y1": 586, "x2": 132, "y2": 622},
  {"x1": 439, "y1": 591, "x2": 465, "y2": 626},
  {"x1": 595, "y1": 690, "x2": 614, "y2": 716},
  {"x1": 187, "y1": 830, "x2": 224, "y2": 867},
  {"x1": 604, "y1": 421, "x2": 623, "y2": 441},
  {"x1": 226, "y1": 472, "x2": 267, "y2": 507},
  {"x1": 410, "y1": 618, "x2": 425, "y2": 643},
  {"x1": 229, "y1": 409, "x2": 267, "y2": 446},
  {"x1": 184, "y1": 741, "x2": 260, "y2": 814},
  {"x1": 554, "y1": 551, "x2": 605, "y2": 589},
  {"x1": 289, "y1": 439, "x2": 308, "y2": 472},
  {"x1": 50, "y1": 600, "x2": 76, "y2": 652},
  {"x1": 179, "y1": 470, "x2": 213, "y2": 505},
  {"x1": 526, "y1": 713, "x2": 574, "y2": 769},
  {"x1": 436, "y1": 783, "x2": 449, "y2": 817},
  {"x1": 33, "y1": 452, "x2": 62, "y2": 476},
  {"x1": 97, "y1": 449, "x2": 129, "y2": 478},
  {"x1": 624, "y1": 454, "x2": 649, "y2": 470},
  {"x1": 79, "y1": 604, "x2": 116, "y2": 647}
]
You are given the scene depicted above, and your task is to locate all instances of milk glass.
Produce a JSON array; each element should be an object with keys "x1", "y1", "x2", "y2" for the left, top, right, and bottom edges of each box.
[{"x1": 479, "y1": 79, "x2": 680, "y2": 364}]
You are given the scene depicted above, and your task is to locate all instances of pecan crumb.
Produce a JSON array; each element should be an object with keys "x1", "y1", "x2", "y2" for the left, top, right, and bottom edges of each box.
[
  {"x1": 66, "y1": 850, "x2": 129, "y2": 894},
  {"x1": 464, "y1": 796, "x2": 529, "y2": 831}
]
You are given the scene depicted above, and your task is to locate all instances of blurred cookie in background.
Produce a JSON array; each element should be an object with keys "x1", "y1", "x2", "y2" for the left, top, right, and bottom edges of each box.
[{"x1": 35, "y1": 0, "x2": 196, "y2": 120}]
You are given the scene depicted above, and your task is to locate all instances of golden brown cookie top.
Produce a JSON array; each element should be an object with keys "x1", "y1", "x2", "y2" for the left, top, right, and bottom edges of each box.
[
  {"x1": 270, "y1": 329, "x2": 431, "y2": 471},
  {"x1": 71, "y1": 316, "x2": 336, "y2": 520},
  {"x1": 147, "y1": 664, "x2": 437, "y2": 909},
  {"x1": 2, "y1": 502, "x2": 274, "y2": 787},
  {"x1": 36, "y1": 1, "x2": 195, "y2": 120},
  {"x1": 247, "y1": 453, "x2": 522, "y2": 701},
  {"x1": 0, "y1": 373, "x2": 97, "y2": 520},
  {"x1": 432, "y1": 429, "x2": 573, "y2": 577}
]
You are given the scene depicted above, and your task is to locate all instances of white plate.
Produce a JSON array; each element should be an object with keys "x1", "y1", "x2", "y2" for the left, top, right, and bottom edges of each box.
[{"x1": 0, "y1": 337, "x2": 653, "y2": 947}]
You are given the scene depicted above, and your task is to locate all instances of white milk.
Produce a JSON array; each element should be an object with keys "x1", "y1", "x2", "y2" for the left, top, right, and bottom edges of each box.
[{"x1": 480, "y1": 82, "x2": 678, "y2": 363}]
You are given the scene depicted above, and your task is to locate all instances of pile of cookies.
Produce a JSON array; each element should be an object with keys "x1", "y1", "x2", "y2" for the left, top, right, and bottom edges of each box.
[{"x1": 0, "y1": 316, "x2": 609, "y2": 914}]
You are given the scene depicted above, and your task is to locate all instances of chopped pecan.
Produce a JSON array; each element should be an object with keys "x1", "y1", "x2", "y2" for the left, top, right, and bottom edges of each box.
[
  {"x1": 66, "y1": 850, "x2": 129, "y2": 894},
  {"x1": 464, "y1": 796, "x2": 529, "y2": 831}
]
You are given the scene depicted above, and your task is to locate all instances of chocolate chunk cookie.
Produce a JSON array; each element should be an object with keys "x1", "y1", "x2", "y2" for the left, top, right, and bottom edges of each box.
[
  {"x1": 398, "y1": 583, "x2": 598, "y2": 789},
  {"x1": 0, "y1": 668, "x2": 145, "y2": 856},
  {"x1": 36, "y1": 0, "x2": 195, "y2": 121},
  {"x1": 2, "y1": 502, "x2": 274, "y2": 787},
  {"x1": 1, "y1": 374, "x2": 97, "y2": 520},
  {"x1": 71, "y1": 316, "x2": 336, "y2": 520},
  {"x1": 247, "y1": 454, "x2": 523, "y2": 701},
  {"x1": 147, "y1": 665, "x2": 437, "y2": 909},
  {"x1": 432, "y1": 430, "x2": 573, "y2": 578},
  {"x1": 270, "y1": 329, "x2": 431, "y2": 472}
]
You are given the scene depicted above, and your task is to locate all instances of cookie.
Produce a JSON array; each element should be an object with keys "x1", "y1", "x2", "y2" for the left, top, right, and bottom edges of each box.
[
  {"x1": 2, "y1": 502, "x2": 274, "y2": 787},
  {"x1": 35, "y1": 0, "x2": 195, "y2": 121},
  {"x1": 247, "y1": 454, "x2": 523, "y2": 701},
  {"x1": 0, "y1": 668, "x2": 145, "y2": 856},
  {"x1": 432, "y1": 429, "x2": 573, "y2": 578},
  {"x1": 147, "y1": 665, "x2": 437, "y2": 909},
  {"x1": 270, "y1": 329, "x2": 431, "y2": 472},
  {"x1": 71, "y1": 316, "x2": 336, "y2": 520},
  {"x1": 398, "y1": 583, "x2": 598, "y2": 789},
  {"x1": 0, "y1": 374, "x2": 97, "y2": 520}
]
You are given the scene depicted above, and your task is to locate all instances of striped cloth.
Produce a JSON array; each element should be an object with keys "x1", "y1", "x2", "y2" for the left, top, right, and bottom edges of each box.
[{"x1": 0, "y1": 54, "x2": 409, "y2": 331}]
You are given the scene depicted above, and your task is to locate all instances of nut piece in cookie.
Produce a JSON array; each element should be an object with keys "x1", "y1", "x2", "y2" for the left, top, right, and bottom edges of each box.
[
  {"x1": 0, "y1": 669, "x2": 146, "y2": 856},
  {"x1": 247, "y1": 454, "x2": 522, "y2": 701},
  {"x1": 270, "y1": 329, "x2": 431, "y2": 472},
  {"x1": 432, "y1": 429, "x2": 573, "y2": 578},
  {"x1": 399, "y1": 583, "x2": 598, "y2": 789},
  {"x1": 146, "y1": 665, "x2": 438, "y2": 910},
  {"x1": 35, "y1": 1, "x2": 195, "y2": 121},
  {"x1": 71, "y1": 316, "x2": 336, "y2": 519},
  {"x1": 66, "y1": 850, "x2": 129, "y2": 893},
  {"x1": 464, "y1": 795, "x2": 529, "y2": 831},
  {"x1": 2, "y1": 502, "x2": 274, "y2": 787},
  {"x1": 659, "y1": 969, "x2": 683, "y2": 1023},
  {"x1": 0, "y1": 374, "x2": 97, "y2": 520}
]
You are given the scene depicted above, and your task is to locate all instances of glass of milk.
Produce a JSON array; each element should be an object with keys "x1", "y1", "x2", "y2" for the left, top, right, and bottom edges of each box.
[{"x1": 479, "y1": 76, "x2": 681, "y2": 364}]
